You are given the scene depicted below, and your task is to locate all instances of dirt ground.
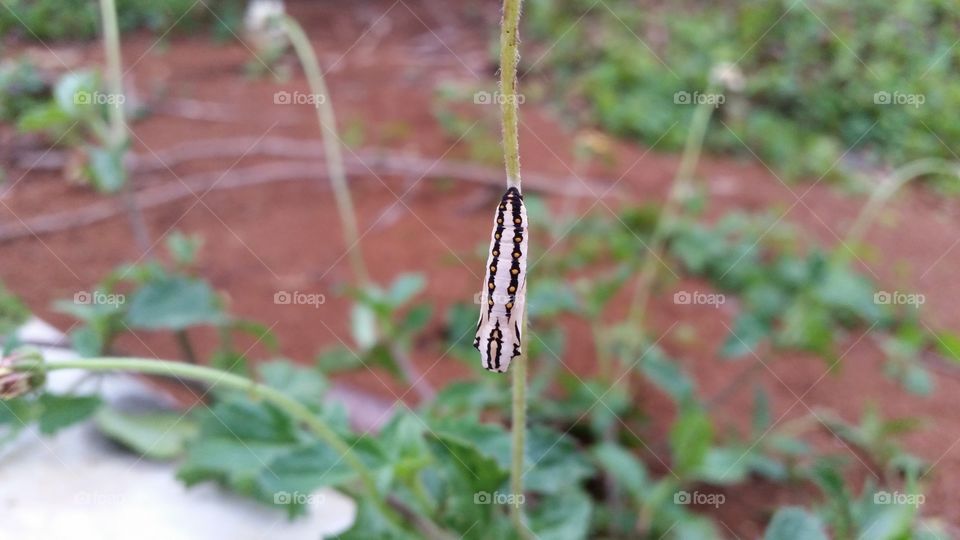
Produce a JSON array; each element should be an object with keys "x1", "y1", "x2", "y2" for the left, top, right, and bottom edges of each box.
[{"x1": 2, "y1": 0, "x2": 960, "y2": 536}]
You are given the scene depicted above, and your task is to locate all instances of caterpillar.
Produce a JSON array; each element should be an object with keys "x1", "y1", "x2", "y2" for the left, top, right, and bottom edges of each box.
[{"x1": 474, "y1": 186, "x2": 528, "y2": 373}]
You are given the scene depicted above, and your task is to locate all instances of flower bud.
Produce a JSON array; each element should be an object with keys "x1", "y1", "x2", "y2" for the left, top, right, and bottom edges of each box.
[{"x1": 0, "y1": 350, "x2": 45, "y2": 399}]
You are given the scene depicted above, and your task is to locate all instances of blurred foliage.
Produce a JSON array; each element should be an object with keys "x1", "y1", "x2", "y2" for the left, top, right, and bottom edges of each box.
[
  {"x1": 0, "y1": 280, "x2": 29, "y2": 343},
  {"x1": 0, "y1": 0, "x2": 243, "y2": 41},
  {"x1": 524, "y1": 0, "x2": 960, "y2": 181}
]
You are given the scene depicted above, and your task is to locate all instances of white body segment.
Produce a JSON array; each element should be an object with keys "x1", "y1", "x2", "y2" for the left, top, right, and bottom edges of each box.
[{"x1": 474, "y1": 187, "x2": 528, "y2": 372}]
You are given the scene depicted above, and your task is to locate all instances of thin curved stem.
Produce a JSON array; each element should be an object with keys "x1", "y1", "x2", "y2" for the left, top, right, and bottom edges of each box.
[
  {"x1": 98, "y1": 0, "x2": 151, "y2": 255},
  {"x1": 281, "y1": 16, "x2": 370, "y2": 286},
  {"x1": 11, "y1": 357, "x2": 419, "y2": 533},
  {"x1": 627, "y1": 95, "x2": 717, "y2": 334},
  {"x1": 842, "y1": 159, "x2": 960, "y2": 260}
]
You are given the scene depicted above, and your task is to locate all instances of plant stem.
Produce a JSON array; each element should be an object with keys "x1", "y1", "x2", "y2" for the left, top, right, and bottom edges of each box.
[
  {"x1": 627, "y1": 95, "x2": 717, "y2": 336},
  {"x1": 12, "y1": 357, "x2": 421, "y2": 533},
  {"x1": 842, "y1": 159, "x2": 959, "y2": 261},
  {"x1": 175, "y1": 329, "x2": 198, "y2": 364},
  {"x1": 281, "y1": 16, "x2": 370, "y2": 287},
  {"x1": 500, "y1": 0, "x2": 523, "y2": 188},
  {"x1": 498, "y1": 0, "x2": 531, "y2": 536},
  {"x1": 98, "y1": 0, "x2": 151, "y2": 256}
]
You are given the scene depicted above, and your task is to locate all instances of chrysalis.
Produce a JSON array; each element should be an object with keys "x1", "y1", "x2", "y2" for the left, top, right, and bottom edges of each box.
[{"x1": 474, "y1": 186, "x2": 528, "y2": 373}]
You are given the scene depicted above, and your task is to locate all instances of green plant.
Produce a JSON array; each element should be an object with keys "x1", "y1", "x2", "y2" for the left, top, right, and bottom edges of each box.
[
  {"x1": 524, "y1": 0, "x2": 960, "y2": 184},
  {"x1": 0, "y1": 0, "x2": 242, "y2": 41}
]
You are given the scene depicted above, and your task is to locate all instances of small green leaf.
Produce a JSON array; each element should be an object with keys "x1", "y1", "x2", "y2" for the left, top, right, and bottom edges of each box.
[
  {"x1": 528, "y1": 490, "x2": 593, "y2": 540},
  {"x1": 592, "y1": 443, "x2": 648, "y2": 500},
  {"x1": 350, "y1": 303, "x2": 378, "y2": 350},
  {"x1": 37, "y1": 393, "x2": 101, "y2": 435},
  {"x1": 258, "y1": 360, "x2": 327, "y2": 408},
  {"x1": 670, "y1": 405, "x2": 713, "y2": 476},
  {"x1": 386, "y1": 274, "x2": 426, "y2": 306},
  {"x1": 126, "y1": 276, "x2": 224, "y2": 330},
  {"x1": 96, "y1": 407, "x2": 197, "y2": 460},
  {"x1": 763, "y1": 507, "x2": 829, "y2": 540},
  {"x1": 87, "y1": 145, "x2": 126, "y2": 193}
]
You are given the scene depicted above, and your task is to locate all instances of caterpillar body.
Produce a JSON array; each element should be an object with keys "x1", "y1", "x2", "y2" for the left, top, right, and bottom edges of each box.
[{"x1": 474, "y1": 186, "x2": 528, "y2": 373}]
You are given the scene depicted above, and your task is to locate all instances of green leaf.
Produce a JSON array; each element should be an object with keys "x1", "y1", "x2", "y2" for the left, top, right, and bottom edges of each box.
[
  {"x1": 592, "y1": 443, "x2": 648, "y2": 500},
  {"x1": 525, "y1": 426, "x2": 595, "y2": 494},
  {"x1": 351, "y1": 302, "x2": 378, "y2": 350},
  {"x1": 258, "y1": 360, "x2": 327, "y2": 408},
  {"x1": 934, "y1": 332, "x2": 960, "y2": 363},
  {"x1": 15, "y1": 102, "x2": 72, "y2": 136},
  {"x1": 87, "y1": 145, "x2": 126, "y2": 193},
  {"x1": 528, "y1": 490, "x2": 593, "y2": 540},
  {"x1": 721, "y1": 312, "x2": 768, "y2": 358},
  {"x1": 54, "y1": 71, "x2": 99, "y2": 118},
  {"x1": 37, "y1": 393, "x2": 101, "y2": 435},
  {"x1": 165, "y1": 231, "x2": 203, "y2": 267},
  {"x1": 386, "y1": 274, "x2": 426, "y2": 306},
  {"x1": 125, "y1": 276, "x2": 224, "y2": 330},
  {"x1": 669, "y1": 405, "x2": 713, "y2": 476},
  {"x1": 637, "y1": 345, "x2": 695, "y2": 402},
  {"x1": 764, "y1": 507, "x2": 829, "y2": 540},
  {"x1": 397, "y1": 304, "x2": 432, "y2": 337},
  {"x1": 96, "y1": 407, "x2": 197, "y2": 460}
]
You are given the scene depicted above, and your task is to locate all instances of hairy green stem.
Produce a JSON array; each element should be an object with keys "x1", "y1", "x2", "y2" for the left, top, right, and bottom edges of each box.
[
  {"x1": 282, "y1": 16, "x2": 370, "y2": 286},
  {"x1": 627, "y1": 95, "x2": 717, "y2": 335},
  {"x1": 12, "y1": 357, "x2": 421, "y2": 533},
  {"x1": 842, "y1": 159, "x2": 960, "y2": 259},
  {"x1": 500, "y1": 0, "x2": 523, "y2": 188},
  {"x1": 98, "y1": 0, "x2": 151, "y2": 255},
  {"x1": 499, "y1": 0, "x2": 531, "y2": 536}
]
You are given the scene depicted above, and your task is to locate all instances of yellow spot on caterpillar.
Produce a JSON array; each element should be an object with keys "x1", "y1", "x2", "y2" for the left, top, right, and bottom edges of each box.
[
  {"x1": 495, "y1": 233, "x2": 501, "y2": 239},
  {"x1": 490, "y1": 265, "x2": 496, "y2": 272},
  {"x1": 498, "y1": 218, "x2": 504, "y2": 224},
  {"x1": 511, "y1": 268, "x2": 519, "y2": 275},
  {"x1": 509, "y1": 286, "x2": 516, "y2": 292},
  {"x1": 513, "y1": 252, "x2": 520, "y2": 258},
  {"x1": 493, "y1": 250, "x2": 499, "y2": 256},
  {"x1": 514, "y1": 218, "x2": 522, "y2": 224},
  {"x1": 514, "y1": 236, "x2": 522, "y2": 242},
  {"x1": 506, "y1": 302, "x2": 513, "y2": 309},
  {"x1": 489, "y1": 283, "x2": 495, "y2": 290}
]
